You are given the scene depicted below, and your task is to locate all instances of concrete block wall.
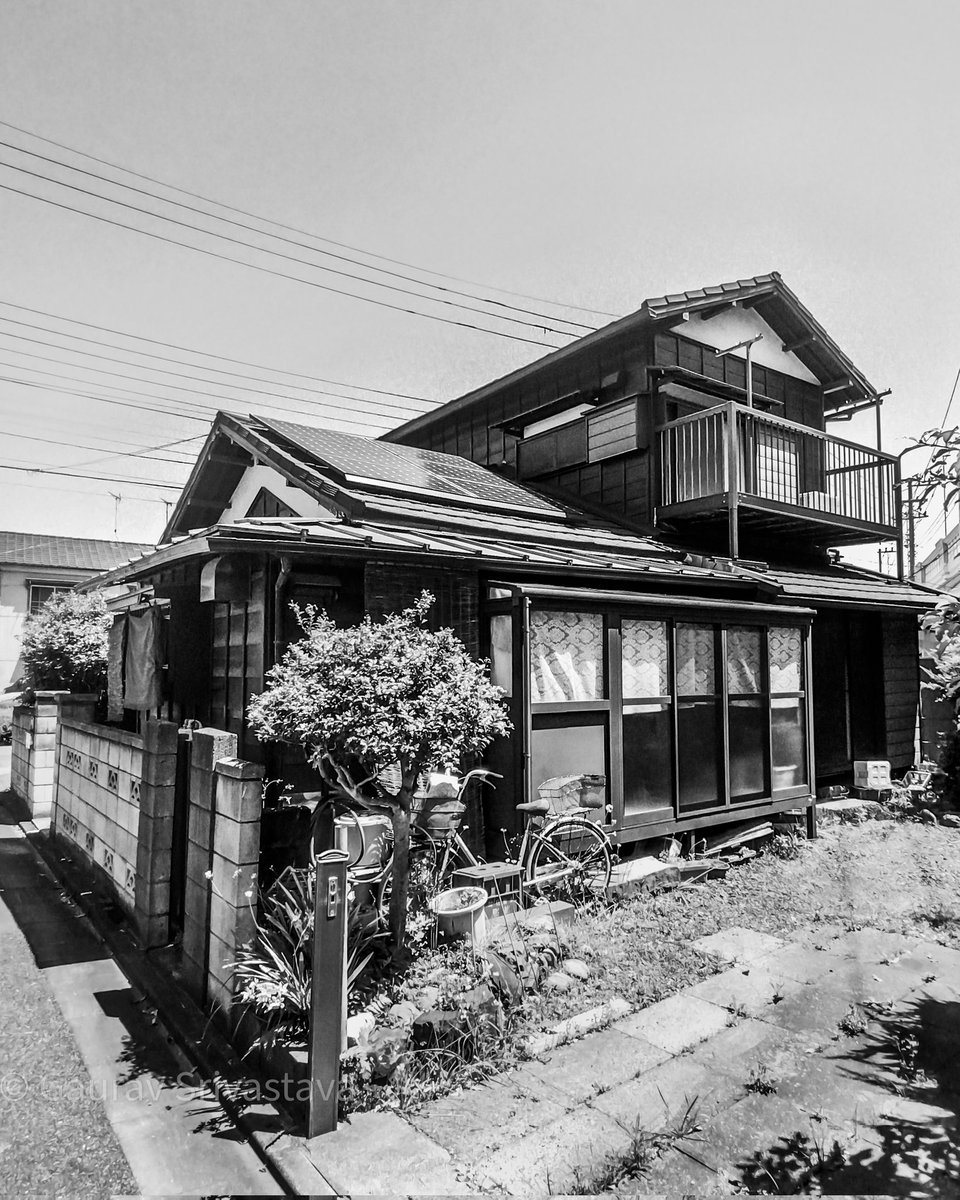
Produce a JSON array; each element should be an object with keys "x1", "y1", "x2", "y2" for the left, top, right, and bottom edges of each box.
[
  {"x1": 206, "y1": 757, "x2": 263, "y2": 1030},
  {"x1": 181, "y1": 727, "x2": 237, "y2": 1003},
  {"x1": 134, "y1": 721, "x2": 179, "y2": 948},
  {"x1": 10, "y1": 691, "x2": 87, "y2": 819},
  {"x1": 53, "y1": 717, "x2": 146, "y2": 912}
]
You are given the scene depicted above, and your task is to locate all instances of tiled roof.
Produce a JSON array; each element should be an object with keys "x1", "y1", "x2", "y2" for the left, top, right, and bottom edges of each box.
[
  {"x1": 642, "y1": 274, "x2": 778, "y2": 314},
  {"x1": 748, "y1": 562, "x2": 940, "y2": 610},
  {"x1": 0, "y1": 531, "x2": 153, "y2": 572}
]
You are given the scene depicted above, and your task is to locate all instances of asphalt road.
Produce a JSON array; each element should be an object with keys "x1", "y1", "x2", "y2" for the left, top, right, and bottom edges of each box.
[{"x1": 0, "y1": 748, "x2": 284, "y2": 1197}]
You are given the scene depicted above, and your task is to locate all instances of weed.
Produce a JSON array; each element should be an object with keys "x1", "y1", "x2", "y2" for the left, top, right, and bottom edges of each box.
[
  {"x1": 836, "y1": 1003, "x2": 869, "y2": 1037},
  {"x1": 893, "y1": 1027, "x2": 927, "y2": 1084},
  {"x1": 566, "y1": 1096, "x2": 703, "y2": 1194},
  {"x1": 727, "y1": 1000, "x2": 750, "y2": 1026},
  {"x1": 740, "y1": 1122, "x2": 846, "y2": 1193},
  {"x1": 745, "y1": 1063, "x2": 777, "y2": 1095},
  {"x1": 769, "y1": 830, "x2": 803, "y2": 860}
]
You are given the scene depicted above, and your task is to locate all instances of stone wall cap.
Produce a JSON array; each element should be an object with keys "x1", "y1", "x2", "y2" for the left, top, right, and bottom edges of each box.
[{"x1": 215, "y1": 757, "x2": 265, "y2": 781}]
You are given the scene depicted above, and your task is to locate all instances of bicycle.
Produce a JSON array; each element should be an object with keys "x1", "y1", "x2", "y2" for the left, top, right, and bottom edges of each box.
[{"x1": 380, "y1": 768, "x2": 615, "y2": 914}]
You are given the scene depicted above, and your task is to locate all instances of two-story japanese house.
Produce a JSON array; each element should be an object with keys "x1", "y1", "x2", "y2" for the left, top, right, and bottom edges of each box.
[{"x1": 91, "y1": 273, "x2": 936, "y2": 858}]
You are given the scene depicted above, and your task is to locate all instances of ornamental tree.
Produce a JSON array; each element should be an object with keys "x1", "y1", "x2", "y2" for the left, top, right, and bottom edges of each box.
[
  {"x1": 247, "y1": 592, "x2": 512, "y2": 948},
  {"x1": 19, "y1": 589, "x2": 111, "y2": 692}
]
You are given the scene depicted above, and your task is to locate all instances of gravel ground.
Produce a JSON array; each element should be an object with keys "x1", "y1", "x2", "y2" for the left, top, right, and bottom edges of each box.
[
  {"x1": 531, "y1": 818, "x2": 960, "y2": 1025},
  {"x1": 0, "y1": 876, "x2": 138, "y2": 1198}
]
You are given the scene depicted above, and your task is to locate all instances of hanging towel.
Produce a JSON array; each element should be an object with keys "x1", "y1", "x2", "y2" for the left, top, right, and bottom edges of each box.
[
  {"x1": 124, "y1": 608, "x2": 163, "y2": 710},
  {"x1": 107, "y1": 615, "x2": 127, "y2": 721}
]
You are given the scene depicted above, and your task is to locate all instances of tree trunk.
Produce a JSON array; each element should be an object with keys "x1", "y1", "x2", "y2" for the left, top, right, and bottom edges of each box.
[{"x1": 388, "y1": 786, "x2": 413, "y2": 952}]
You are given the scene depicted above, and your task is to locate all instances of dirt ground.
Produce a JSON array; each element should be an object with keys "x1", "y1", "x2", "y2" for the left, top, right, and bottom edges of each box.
[{"x1": 532, "y1": 819, "x2": 960, "y2": 1026}]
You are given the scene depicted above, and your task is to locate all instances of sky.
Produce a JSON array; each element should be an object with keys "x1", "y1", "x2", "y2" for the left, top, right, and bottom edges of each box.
[{"x1": 1, "y1": 1, "x2": 958, "y2": 569}]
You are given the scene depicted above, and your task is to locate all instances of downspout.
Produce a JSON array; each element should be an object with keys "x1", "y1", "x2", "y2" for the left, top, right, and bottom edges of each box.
[{"x1": 273, "y1": 554, "x2": 293, "y2": 664}]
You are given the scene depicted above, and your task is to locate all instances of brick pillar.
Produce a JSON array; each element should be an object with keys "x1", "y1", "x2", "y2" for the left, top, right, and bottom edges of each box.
[
  {"x1": 181, "y1": 727, "x2": 237, "y2": 1002},
  {"x1": 206, "y1": 758, "x2": 264, "y2": 1031},
  {"x1": 134, "y1": 720, "x2": 178, "y2": 949}
]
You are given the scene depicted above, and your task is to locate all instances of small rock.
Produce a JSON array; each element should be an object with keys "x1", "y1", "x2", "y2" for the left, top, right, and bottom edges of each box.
[
  {"x1": 942, "y1": 813, "x2": 960, "y2": 828},
  {"x1": 562, "y1": 958, "x2": 592, "y2": 980},
  {"x1": 345, "y1": 1011, "x2": 375, "y2": 1046},
  {"x1": 920, "y1": 808, "x2": 939, "y2": 825},
  {"x1": 387, "y1": 999, "x2": 422, "y2": 1027},
  {"x1": 545, "y1": 971, "x2": 575, "y2": 992},
  {"x1": 415, "y1": 985, "x2": 441, "y2": 1010}
]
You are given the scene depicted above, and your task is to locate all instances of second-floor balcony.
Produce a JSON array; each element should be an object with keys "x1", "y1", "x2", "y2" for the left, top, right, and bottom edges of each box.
[{"x1": 657, "y1": 402, "x2": 899, "y2": 551}]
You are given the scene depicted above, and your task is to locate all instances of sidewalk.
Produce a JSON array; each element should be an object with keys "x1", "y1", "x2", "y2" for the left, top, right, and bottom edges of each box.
[
  {"x1": 0, "y1": 772, "x2": 288, "y2": 1196},
  {"x1": 299, "y1": 924, "x2": 960, "y2": 1196}
]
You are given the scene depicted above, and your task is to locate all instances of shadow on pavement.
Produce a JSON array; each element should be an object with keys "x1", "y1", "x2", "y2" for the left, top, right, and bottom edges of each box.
[{"x1": 738, "y1": 991, "x2": 960, "y2": 1195}]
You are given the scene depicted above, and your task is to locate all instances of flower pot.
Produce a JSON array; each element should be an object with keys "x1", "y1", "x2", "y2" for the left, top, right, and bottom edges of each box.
[
  {"x1": 334, "y1": 812, "x2": 392, "y2": 870},
  {"x1": 429, "y1": 886, "x2": 488, "y2": 944}
]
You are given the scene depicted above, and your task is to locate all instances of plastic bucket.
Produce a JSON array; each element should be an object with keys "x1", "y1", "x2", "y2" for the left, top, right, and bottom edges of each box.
[
  {"x1": 334, "y1": 813, "x2": 392, "y2": 870},
  {"x1": 429, "y1": 886, "x2": 488, "y2": 944}
]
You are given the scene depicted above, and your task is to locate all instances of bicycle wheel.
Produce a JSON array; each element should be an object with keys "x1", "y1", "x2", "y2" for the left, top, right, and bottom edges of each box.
[
  {"x1": 376, "y1": 824, "x2": 439, "y2": 928},
  {"x1": 525, "y1": 817, "x2": 612, "y2": 905}
]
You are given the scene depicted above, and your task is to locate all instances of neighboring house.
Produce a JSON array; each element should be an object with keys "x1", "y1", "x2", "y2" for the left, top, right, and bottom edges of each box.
[
  {"x1": 88, "y1": 273, "x2": 937, "y2": 860},
  {"x1": 0, "y1": 531, "x2": 151, "y2": 692},
  {"x1": 915, "y1": 523, "x2": 960, "y2": 592}
]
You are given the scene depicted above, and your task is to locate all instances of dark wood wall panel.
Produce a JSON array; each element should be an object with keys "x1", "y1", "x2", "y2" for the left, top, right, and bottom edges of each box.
[{"x1": 882, "y1": 613, "x2": 920, "y2": 770}]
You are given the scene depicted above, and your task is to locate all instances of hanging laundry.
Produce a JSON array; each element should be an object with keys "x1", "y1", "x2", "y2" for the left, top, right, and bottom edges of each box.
[
  {"x1": 124, "y1": 608, "x2": 163, "y2": 710},
  {"x1": 107, "y1": 615, "x2": 126, "y2": 721}
]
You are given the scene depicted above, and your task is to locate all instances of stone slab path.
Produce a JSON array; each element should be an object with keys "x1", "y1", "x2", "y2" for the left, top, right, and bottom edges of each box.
[{"x1": 302, "y1": 924, "x2": 960, "y2": 1196}]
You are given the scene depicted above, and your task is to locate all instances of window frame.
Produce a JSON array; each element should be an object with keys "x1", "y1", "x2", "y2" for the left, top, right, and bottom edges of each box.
[{"x1": 503, "y1": 588, "x2": 813, "y2": 831}]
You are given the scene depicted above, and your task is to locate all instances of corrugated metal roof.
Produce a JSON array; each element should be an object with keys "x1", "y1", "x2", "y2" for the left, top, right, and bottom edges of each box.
[
  {"x1": 0, "y1": 531, "x2": 153, "y2": 572},
  {"x1": 747, "y1": 562, "x2": 939, "y2": 610}
]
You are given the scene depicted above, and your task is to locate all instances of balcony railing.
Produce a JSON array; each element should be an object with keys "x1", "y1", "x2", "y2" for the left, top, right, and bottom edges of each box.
[{"x1": 657, "y1": 402, "x2": 898, "y2": 541}]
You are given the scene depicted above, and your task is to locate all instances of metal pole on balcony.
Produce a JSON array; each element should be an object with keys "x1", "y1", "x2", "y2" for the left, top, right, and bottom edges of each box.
[
  {"x1": 726, "y1": 402, "x2": 739, "y2": 559},
  {"x1": 714, "y1": 334, "x2": 763, "y2": 408}
]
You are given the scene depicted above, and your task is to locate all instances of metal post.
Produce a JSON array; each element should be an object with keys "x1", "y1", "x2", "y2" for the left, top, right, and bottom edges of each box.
[
  {"x1": 906, "y1": 477, "x2": 916, "y2": 579},
  {"x1": 726, "y1": 402, "x2": 739, "y2": 560},
  {"x1": 307, "y1": 849, "x2": 349, "y2": 1140}
]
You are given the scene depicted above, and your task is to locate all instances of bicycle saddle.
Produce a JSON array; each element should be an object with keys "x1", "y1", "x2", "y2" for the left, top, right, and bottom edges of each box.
[{"x1": 515, "y1": 799, "x2": 550, "y2": 814}]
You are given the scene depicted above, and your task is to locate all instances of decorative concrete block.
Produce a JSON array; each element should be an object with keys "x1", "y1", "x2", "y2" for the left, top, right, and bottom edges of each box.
[{"x1": 214, "y1": 814, "x2": 261, "y2": 867}]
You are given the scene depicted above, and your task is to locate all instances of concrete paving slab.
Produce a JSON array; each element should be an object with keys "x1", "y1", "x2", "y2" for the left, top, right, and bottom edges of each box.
[
  {"x1": 691, "y1": 926, "x2": 785, "y2": 965},
  {"x1": 754, "y1": 980, "x2": 860, "y2": 1039},
  {"x1": 684, "y1": 962, "x2": 803, "y2": 1017},
  {"x1": 829, "y1": 928, "x2": 923, "y2": 964},
  {"x1": 637, "y1": 1140, "x2": 737, "y2": 1197},
  {"x1": 750, "y1": 941, "x2": 866, "y2": 984},
  {"x1": 897, "y1": 940, "x2": 960, "y2": 985},
  {"x1": 406, "y1": 1071, "x2": 570, "y2": 1162},
  {"x1": 691, "y1": 1089, "x2": 864, "y2": 1190},
  {"x1": 518, "y1": 1027, "x2": 671, "y2": 1103},
  {"x1": 591, "y1": 1051, "x2": 746, "y2": 1131},
  {"x1": 614, "y1": 991, "x2": 730, "y2": 1055},
  {"x1": 307, "y1": 1110, "x2": 474, "y2": 1195},
  {"x1": 685, "y1": 1017, "x2": 810, "y2": 1085},
  {"x1": 468, "y1": 1101, "x2": 629, "y2": 1196}
]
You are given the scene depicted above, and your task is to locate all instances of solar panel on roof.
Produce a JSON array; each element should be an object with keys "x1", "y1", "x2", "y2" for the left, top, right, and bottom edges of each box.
[{"x1": 259, "y1": 417, "x2": 563, "y2": 515}]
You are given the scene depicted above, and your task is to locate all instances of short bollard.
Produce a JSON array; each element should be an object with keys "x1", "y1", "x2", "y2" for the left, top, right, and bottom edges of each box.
[{"x1": 307, "y1": 849, "x2": 349, "y2": 1139}]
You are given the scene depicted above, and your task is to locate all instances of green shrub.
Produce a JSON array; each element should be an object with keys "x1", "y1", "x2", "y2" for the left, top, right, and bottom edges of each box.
[{"x1": 19, "y1": 590, "x2": 110, "y2": 692}]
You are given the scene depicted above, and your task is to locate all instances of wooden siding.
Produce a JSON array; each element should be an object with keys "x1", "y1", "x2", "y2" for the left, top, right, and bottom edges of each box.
[
  {"x1": 587, "y1": 399, "x2": 639, "y2": 462},
  {"x1": 882, "y1": 612, "x2": 920, "y2": 770},
  {"x1": 654, "y1": 332, "x2": 824, "y2": 428},
  {"x1": 209, "y1": 564, "x2": 268, "y2": 756}
]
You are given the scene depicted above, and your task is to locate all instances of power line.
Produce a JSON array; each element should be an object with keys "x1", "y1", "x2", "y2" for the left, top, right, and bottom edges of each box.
[
  {"x1": 0, "y1": 460, "x2": 185, "y2": 490},
  {"x1": 0, "y1": 167, "x2": 568, "y2": 348},
  {"x1": 2, "y1": 429, "x2": 198, "y2": 464},
  {"x1": 0, "y1": 308, "x2": 432, "y2": 412},
  {"x1": 0, "y1": 117, "x2": 619, "y2": 321},
  {"x1": 0, "y1": 323, "x2": 430, "y2": 420},
  {"x1": 0, "y1": 139, "x2": 597, "y2": 333},
  {"x1": 0, "y1": 144, "x2": 587, "y2": 337},
  {"x1": 0, "y1": 357, "x2": 400, "y2": 434},
  {"x1": 0, "y1": 300, "x2": 433, "y2": 404}
]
